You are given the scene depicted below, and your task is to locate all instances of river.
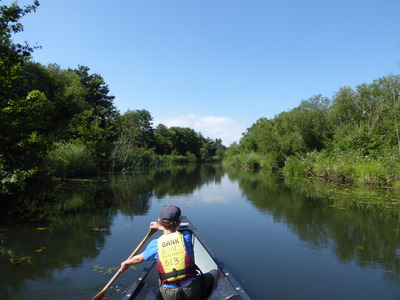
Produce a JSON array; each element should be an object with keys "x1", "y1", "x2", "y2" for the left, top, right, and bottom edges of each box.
[{"x1": 1, "y1": 164, "x2": 400, "y2": 299}]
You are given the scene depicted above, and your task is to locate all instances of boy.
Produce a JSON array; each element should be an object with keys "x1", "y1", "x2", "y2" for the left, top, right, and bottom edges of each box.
[{"x1": 121, "y1": 204, "x2": 220, "y2": 300}]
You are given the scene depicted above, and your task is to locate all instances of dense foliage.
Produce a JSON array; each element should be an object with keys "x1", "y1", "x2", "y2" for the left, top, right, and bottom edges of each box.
[
  {"x1": 225, "y1": 75, "x2": 400, "y2": 186},
  {"x1": 0, "y1": 0, "x2": 225, "y2": 208},
  {"x1": 2, "y1": 0, "x2": 399, "y2": 215}
]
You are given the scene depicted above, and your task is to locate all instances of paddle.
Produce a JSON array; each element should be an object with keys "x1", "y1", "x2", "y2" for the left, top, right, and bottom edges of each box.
[{"x1": 91, "y1": 227, "x2": 158, "y2": 300}]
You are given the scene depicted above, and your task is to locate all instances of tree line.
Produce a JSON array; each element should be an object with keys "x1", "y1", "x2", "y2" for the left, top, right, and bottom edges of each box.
[
  {"x1": 225, "y1": 74, "x2": 400, "y2": 186},
  {"x1": 3, "y1": 0, "x2": 400, "y2": 210},
  {"x1": 0, "y1": 1, "x2": 225, "y2": 205}
]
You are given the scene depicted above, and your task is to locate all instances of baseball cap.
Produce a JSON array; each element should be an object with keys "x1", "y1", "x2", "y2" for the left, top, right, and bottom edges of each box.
[{"x1": 159, "y1": 204, "x2": 181, "y2": 226}]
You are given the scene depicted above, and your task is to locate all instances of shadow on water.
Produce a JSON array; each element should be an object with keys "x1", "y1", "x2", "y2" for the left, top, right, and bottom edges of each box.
[{"x1": 0, "y1": 180, "x2": 116, "y2": 299}]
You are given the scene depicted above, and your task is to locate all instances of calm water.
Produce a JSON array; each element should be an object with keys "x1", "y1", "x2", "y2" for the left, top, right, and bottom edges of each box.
[{"x1": 2, "y1": 164, "x2": 400, "y2": 300}]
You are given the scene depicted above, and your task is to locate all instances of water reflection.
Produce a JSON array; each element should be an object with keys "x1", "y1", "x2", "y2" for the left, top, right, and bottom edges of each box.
[
  {"x1": 226, "y1": 167, "x2": 400, "y2": 285},
  {"x1": 1, "y1": 164, "x2": 400, "y2": 299},
  {"x1": 0, "y1": 164, "x2": 227, "y2": 299},
  {"x1": 110, "y1": 164, "x2": 225, "y2": 214}
]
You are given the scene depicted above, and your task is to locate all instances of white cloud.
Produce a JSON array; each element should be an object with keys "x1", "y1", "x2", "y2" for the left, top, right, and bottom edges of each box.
[{"x1": 154, "y1": 114, "x2": 247, "y2": 146}]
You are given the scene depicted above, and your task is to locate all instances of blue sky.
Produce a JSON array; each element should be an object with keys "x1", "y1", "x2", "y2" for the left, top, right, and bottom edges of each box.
[{"x1": 8, "y1": 0, "x2": 400, "y2": 145}]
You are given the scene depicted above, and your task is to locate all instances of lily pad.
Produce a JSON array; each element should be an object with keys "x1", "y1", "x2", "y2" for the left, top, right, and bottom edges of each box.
[
  {"x1": 89, "y1": 228, "x2": 108, "y2": 231},
  {"x1": 8, "y1": 256, "x2": 33, "y2": 265}
]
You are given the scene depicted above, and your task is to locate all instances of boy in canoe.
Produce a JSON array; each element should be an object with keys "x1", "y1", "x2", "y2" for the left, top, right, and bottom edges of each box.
[{"x1": 120, "y1": 204, "x2": 220, "y2": 300}]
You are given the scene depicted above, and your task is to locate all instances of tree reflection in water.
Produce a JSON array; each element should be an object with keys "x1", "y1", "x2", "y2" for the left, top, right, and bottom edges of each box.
[{"x1": 1, "y1": 164, "x2": 400, "y2": 299}]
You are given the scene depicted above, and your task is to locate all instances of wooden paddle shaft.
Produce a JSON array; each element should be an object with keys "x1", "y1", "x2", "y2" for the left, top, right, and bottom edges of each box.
[{"x1": 91, "y1": 228, "x2": 157, "y2": 300}]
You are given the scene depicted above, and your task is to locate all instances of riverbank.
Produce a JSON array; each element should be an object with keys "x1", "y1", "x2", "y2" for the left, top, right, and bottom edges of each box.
[
  {"x1": 224, "y1": 149, "x2": 400, "y2": 186},
  {"x1": 223, "y1": 149, "x2": 400, "y2": 215}
]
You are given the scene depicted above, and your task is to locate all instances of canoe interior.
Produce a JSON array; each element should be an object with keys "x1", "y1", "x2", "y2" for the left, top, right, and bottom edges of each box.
[{"x1": 122, "y1": 216, "x2": 250, "y2": 300}]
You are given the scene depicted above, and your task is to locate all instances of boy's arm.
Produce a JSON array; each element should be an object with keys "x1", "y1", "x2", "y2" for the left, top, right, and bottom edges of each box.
[
  {"x1": 120, "y1": 222, "x2": 162, "y2": 273},
  {"x1": 120, "y1": 253, "x2": 145, "y2": 272}
]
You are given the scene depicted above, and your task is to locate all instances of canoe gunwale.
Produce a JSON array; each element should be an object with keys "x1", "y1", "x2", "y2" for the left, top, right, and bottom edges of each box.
[
  {"x1": 123, "y1": 260, "x2": 157, "y2": 299},
  {"x1": 179, "y1": 217, "x2": 250, "y2": 299}
]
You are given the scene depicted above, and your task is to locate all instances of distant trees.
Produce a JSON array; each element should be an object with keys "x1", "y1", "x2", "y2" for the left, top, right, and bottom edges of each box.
[
  {"x1": 0, "y1": 0, "x2": 226, "y2": 203},
  {"x1": 240, "y1": 94, "x2": 332, "y2": 158},
  {"x1": 330, "y1": 76, "x2": 400, "y2": 156},
  {"x1": 237, "y1": 75, "x2": 400, "y2": 161},
  {"x1": 111, "y1": 109, "x2": 226, "y2": 170},
  {"x1": 228, "y1": 75, "x2": 400, "y2": 185},
  {"x1": 117, "y1": 109, "x2": 155, "y2": 150}
]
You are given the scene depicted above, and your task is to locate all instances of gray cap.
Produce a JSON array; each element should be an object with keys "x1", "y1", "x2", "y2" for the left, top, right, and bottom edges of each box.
[{"x1": 159, "y1": 204, "x2": 181, "y2": 225}]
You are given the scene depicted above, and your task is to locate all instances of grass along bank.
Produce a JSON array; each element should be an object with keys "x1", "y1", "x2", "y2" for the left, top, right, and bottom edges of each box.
[
  {"x1": 223, "y1": 149, "x2": 400, "y2": 188},
  {"x1": 282, "y1": 150, "x2": 399, "y2": 187}
]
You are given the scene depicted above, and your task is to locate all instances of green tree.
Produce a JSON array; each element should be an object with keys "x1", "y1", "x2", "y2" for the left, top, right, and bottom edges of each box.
[
  {"x1": 200, "y1": 137, "x2": 226, "y2": 161},
  {"x1": 3, "y1": 90, "x2": 54, "y2": 167},
  {"x1": 68, "y1": 109, "x2": 117, "y2": 170},
  {"x1": 273, "y1": 111, "x2": 307, "y2": 156},
  {"x1": 111, "y1": 110, "x2": 155, "y2": 170},
  {"x1": 292, "y1": 95, "x2": 332, "y2": 151},
  {"x1": 330, "y1": 77, "x2": 397, "y2": 155},
  {"x1": 241, "y1": 117, "x2": 277, "y2": 153},
  {"x1": 241, "y1": 95, "x2": 331, "y2": 160},
  {"x1": 19, "y1": 62, "x2": 88, "y2": 132},
  {"x1": 168, "y1": 127, "x2": 202, "y2": 158},
  {"x1": 0, "y1": 0, "x2": 44, "y2": 170},
  {"x1": 73, "y1": 65, "x2": 116, "y2": 122},
  {"x1": 116, "y1": 109, "x2": 155, "y2": 150},
  {"x1": 18, "y1": 63, "x2": 90, "y2": 137},
  {"x1": 0, "y1": 0, "x2": 53, "y2": 201},
  {"x1": 154, "y1": 124, "x2": 173, "y2": 155},
  {"x1": 45, "y1": 64, "x2": 88, "y2": 134},
  {"x1": 381, "y1": 75, "x2": 400, "y2": 154},
  {"x1": 0, "y1": 0, "x2": 40, "y2": 100}
]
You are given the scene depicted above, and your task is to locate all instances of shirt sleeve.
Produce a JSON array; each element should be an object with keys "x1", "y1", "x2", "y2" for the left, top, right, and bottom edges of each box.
[
  {"x1": 182, "y1": 231, "x2": 194, "y2": 260},
  {"x1": 142, "y1": 239, "x2": 158, "y2": 261}
]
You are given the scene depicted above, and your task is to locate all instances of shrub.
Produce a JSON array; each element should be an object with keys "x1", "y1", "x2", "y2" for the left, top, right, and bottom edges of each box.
[
  {"x1": 156, "y1": 155, "x2": 187, "y2": 165},
  {"x1": 260, "y1": 152, "x2": 280, "y2": 171},
  {"x1": 47, "y1": 141, "x2": 97, "y2": 178},
  {"x1": 111, "y1": 147, "x2": 153, "y2": 171},
  {"x1": 282, "y1": 152, "x2": 316, "y2": 176},
  {"x1": 223, "y1": 151, "x2": 279, "y2": 171},
  {"x1": 243, "y1": 152, "x2": 261, "y2": 170},
  {"x1": 186, "y1": 151, "x2": 197, "y2": 162},
  {"x1": 222, "y1": 153, "x2": 244, "y2": 167}
]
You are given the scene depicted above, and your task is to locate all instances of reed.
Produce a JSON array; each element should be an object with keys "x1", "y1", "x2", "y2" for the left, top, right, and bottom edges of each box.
[
  {"x1": 282, "y1": 150, "x2": 397, "y2": 186},
  {"x1": 225, "y1": 148, "x2": 400, "y2": 187},
  {"x1": 111, "y1": 148, "x2": 188, "y2": 171}
]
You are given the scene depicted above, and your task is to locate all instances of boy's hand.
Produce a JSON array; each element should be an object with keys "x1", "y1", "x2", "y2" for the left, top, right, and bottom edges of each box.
[
  {"x1": 150, "y1": 221, "x2": 164, "y2": 231},
  {"x1": 120, "y1": 261, "x2": 130, "y2": 272}
]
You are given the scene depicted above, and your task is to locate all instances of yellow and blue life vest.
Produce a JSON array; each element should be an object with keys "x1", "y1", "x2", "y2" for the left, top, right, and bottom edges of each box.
[{"x1": 157, "y1": 231, "x2": 197, "y2": 284}]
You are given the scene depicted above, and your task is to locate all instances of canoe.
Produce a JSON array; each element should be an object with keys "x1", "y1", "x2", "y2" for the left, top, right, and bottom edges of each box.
[{"x1": 122, "y1": 216, "x2": 251, "y2": 300}]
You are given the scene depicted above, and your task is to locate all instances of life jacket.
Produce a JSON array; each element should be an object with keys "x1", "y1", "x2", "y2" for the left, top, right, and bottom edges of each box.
[{"x1": 157, "y1": 231, "x2": 197, "y2": 284}]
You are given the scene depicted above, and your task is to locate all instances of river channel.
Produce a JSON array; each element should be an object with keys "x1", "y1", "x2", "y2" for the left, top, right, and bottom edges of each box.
[{"x1": 1, "y1": 164, "x2": 400, "y2": 299}]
